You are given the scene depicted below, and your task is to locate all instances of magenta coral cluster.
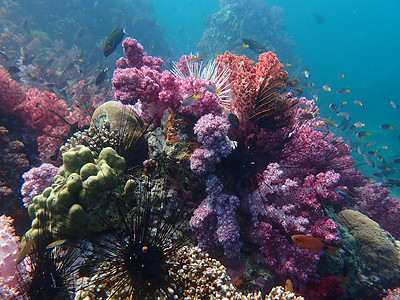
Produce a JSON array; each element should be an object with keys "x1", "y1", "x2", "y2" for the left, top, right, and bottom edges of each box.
[
  {"x1": 0, "y1": 68, "x2": 84, "y2": 163},
  {"x1": 0, "y1": 215, "x2": 23, "y2": 299},
  {"x1": 112, "y1": 39, "x2": 223, "y2": 124},
  {"x1": 112, "y1": 38, "x2": 181, "y2": 124},
  {"x1": 20, "y1": 163, "x2": 59, "y2": 208}
]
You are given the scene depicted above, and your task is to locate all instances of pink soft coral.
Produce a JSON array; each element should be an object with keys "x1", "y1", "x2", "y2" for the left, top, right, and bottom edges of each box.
[{"x1": 0, "y1": 215, "x2": 23, "y2": 299}]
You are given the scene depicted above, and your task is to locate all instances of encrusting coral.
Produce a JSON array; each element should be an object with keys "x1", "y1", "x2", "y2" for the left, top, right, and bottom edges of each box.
[{"x1": 26, "y1": 145, "x2": 126, "y2": 241}]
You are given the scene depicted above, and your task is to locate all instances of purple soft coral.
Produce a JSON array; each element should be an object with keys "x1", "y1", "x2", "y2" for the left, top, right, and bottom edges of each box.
[
  {"x1": 112, "y1": 38, "x2": 181, "y2": 124},
  {"x1": 190, "y1": 114, "x2": 232, "y2": 175},
  {"x1": 190, "y1": 175, "x2": 241, "y2": 257}
]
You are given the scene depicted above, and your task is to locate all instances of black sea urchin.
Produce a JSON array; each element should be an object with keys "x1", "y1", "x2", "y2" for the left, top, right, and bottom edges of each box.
[
  {"x1": 17, "y1": 229, "x2": 81, "y2": 300},
  {"x1": 79, "y1": 175, "x2": 191, "y2": 299}
]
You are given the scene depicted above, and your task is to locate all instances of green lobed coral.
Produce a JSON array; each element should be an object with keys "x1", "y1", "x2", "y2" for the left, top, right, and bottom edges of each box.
[{"x1": 26, "y1": 145, "x2": 126, "y2": 241}]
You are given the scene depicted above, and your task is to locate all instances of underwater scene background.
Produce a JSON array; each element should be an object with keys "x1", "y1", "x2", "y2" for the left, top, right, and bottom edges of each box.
[{"x1": 0, "y1": 0, "x2": 400, "y2": 299}]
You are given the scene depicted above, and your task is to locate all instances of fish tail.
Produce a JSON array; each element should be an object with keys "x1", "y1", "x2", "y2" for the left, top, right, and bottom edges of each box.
[{"x1": 324, "y1": 244, "x2": 339, "y2": 254}]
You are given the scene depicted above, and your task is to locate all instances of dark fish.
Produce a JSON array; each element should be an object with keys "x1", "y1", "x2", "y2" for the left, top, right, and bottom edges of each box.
[
  {"x1": 356, "y1": 146, "x2": 363, "y2": 156},
  {"x1": 390, "y1": 158, "x2": 400, "y2": 164},
  {"x1": 379, "y1": 124, "x2": 394, "y2": 130},
  {"x1": 323, "y1": 84, "x2": 332, "y2": 92},
  {"x1": 367, "y1": 151, "x2": 377, "y2": 156},
  {"x1": 288, "y1": 78, "x2": 300, "y2": 87},
  {"x1": 377, "y1": 165, "x2": 391, "y2": 171},
  {"x1": 364, "y1": 142, "x2": 377, "y2": 148},
  {"x1": 7, "y1": 66, "x2": 20, "y2": 74},
  {"x1": 320, "y1": 118, "x2": 337, "y2": 128},
  {"x1": 95, "y1": 67, "x2": 109, "y2": 86},
  {"x1": 76, "y1": 26, "x2": 88, "y2": 39},
  {"x1": 299, "y1": 113, "x2": 314, "y2": 122},
  {"x1": 0, "y1": 51, "x2": 9, "y2": 61},
  {"x1": 289, "y1": 87, "x2": 303, "y2": 95},
  {"x1": 181, "y1": 94, "x2": 201, "y2": 107},
  {"x1": 103, "y1": 27, "x2": 125, "y2": 57},
  {"x1": 228, "y1": 113, "x2": 240, "y2": 129},
  {"x1": 241, "y1": 38, "x2": 268, "y2": 54},
  {"x1": 363, "y1": 154, "x2": 375, "y2": 168},
  {"x1": 311, "y1": 126, "x2": 329, "y2": 133},
  {"x1": 313, "y1": 13, "x2": 325, "y2": 25},
  {"x1": 21, "y1": 18, "x2": 31, "y2": 38},
  {"x1": 233, "y1": 44, "x2": 249, "y2": 53},
  {"x1": 387, "y1": 179, "x2": 400, "y2": 186},
  {"x1": 336, "y1": 88, "x2": 351, "y2": 94},
  {"x1": 204, "y1": 84, "x2": 220, "y2": 95},
  {"x1": 337, "y1": 187, "x2": 355, "y2": 199},
  {"x1": 355, "y1": 131, "x2": 371, "y2": 140},
  {"x1": 329, "y1": 103, "x2": 337, "y2": 112}
]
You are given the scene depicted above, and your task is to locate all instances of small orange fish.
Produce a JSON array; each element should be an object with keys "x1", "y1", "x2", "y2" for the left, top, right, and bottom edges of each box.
[
  {"x1": 291, "y1": 235, "x2": 337, "y2": 253},
  {"x1": 234, "y1": 277, "x2": 244, "y2": 287},
  {"x1": 188, "y1": 56, "x2": 203, "y2": 62},
  {"x1": 46, "y1": 239, "x2": 66, "y2": 249},
  {"x1": 285, "y1": 279, "x2": 293, "y2": 292}
]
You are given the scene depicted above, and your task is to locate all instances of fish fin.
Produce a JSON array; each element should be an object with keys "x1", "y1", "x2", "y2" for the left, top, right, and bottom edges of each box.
[{"x1": 323, "y1": 244, "x2": 339, "y2": 254}]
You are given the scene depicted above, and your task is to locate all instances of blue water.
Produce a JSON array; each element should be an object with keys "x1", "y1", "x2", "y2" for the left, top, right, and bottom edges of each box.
[
  {"x1": 1, "y1": 0, "x2": 398, "y2": 182},
  {"x1": 153, "y1": 0, "x2": 400, "y2": 183}
]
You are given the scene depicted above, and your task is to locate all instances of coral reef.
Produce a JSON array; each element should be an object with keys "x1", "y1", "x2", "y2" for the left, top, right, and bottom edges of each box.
[
  {"x1": 2, "y1": 33, "x2": 400, "y2": 299},
  {"x1": 112, "y1": 38, "x2": 179, "y2": 124},
  {"x1": 62, "y1": 101, "x2": 149, "y2": 169},
  {"x1": 113, "y1": 39, "x2": 225, "y2": 125},
  {"x1": 383, "y1": 287, "x2": 400, "y2": 300}
]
